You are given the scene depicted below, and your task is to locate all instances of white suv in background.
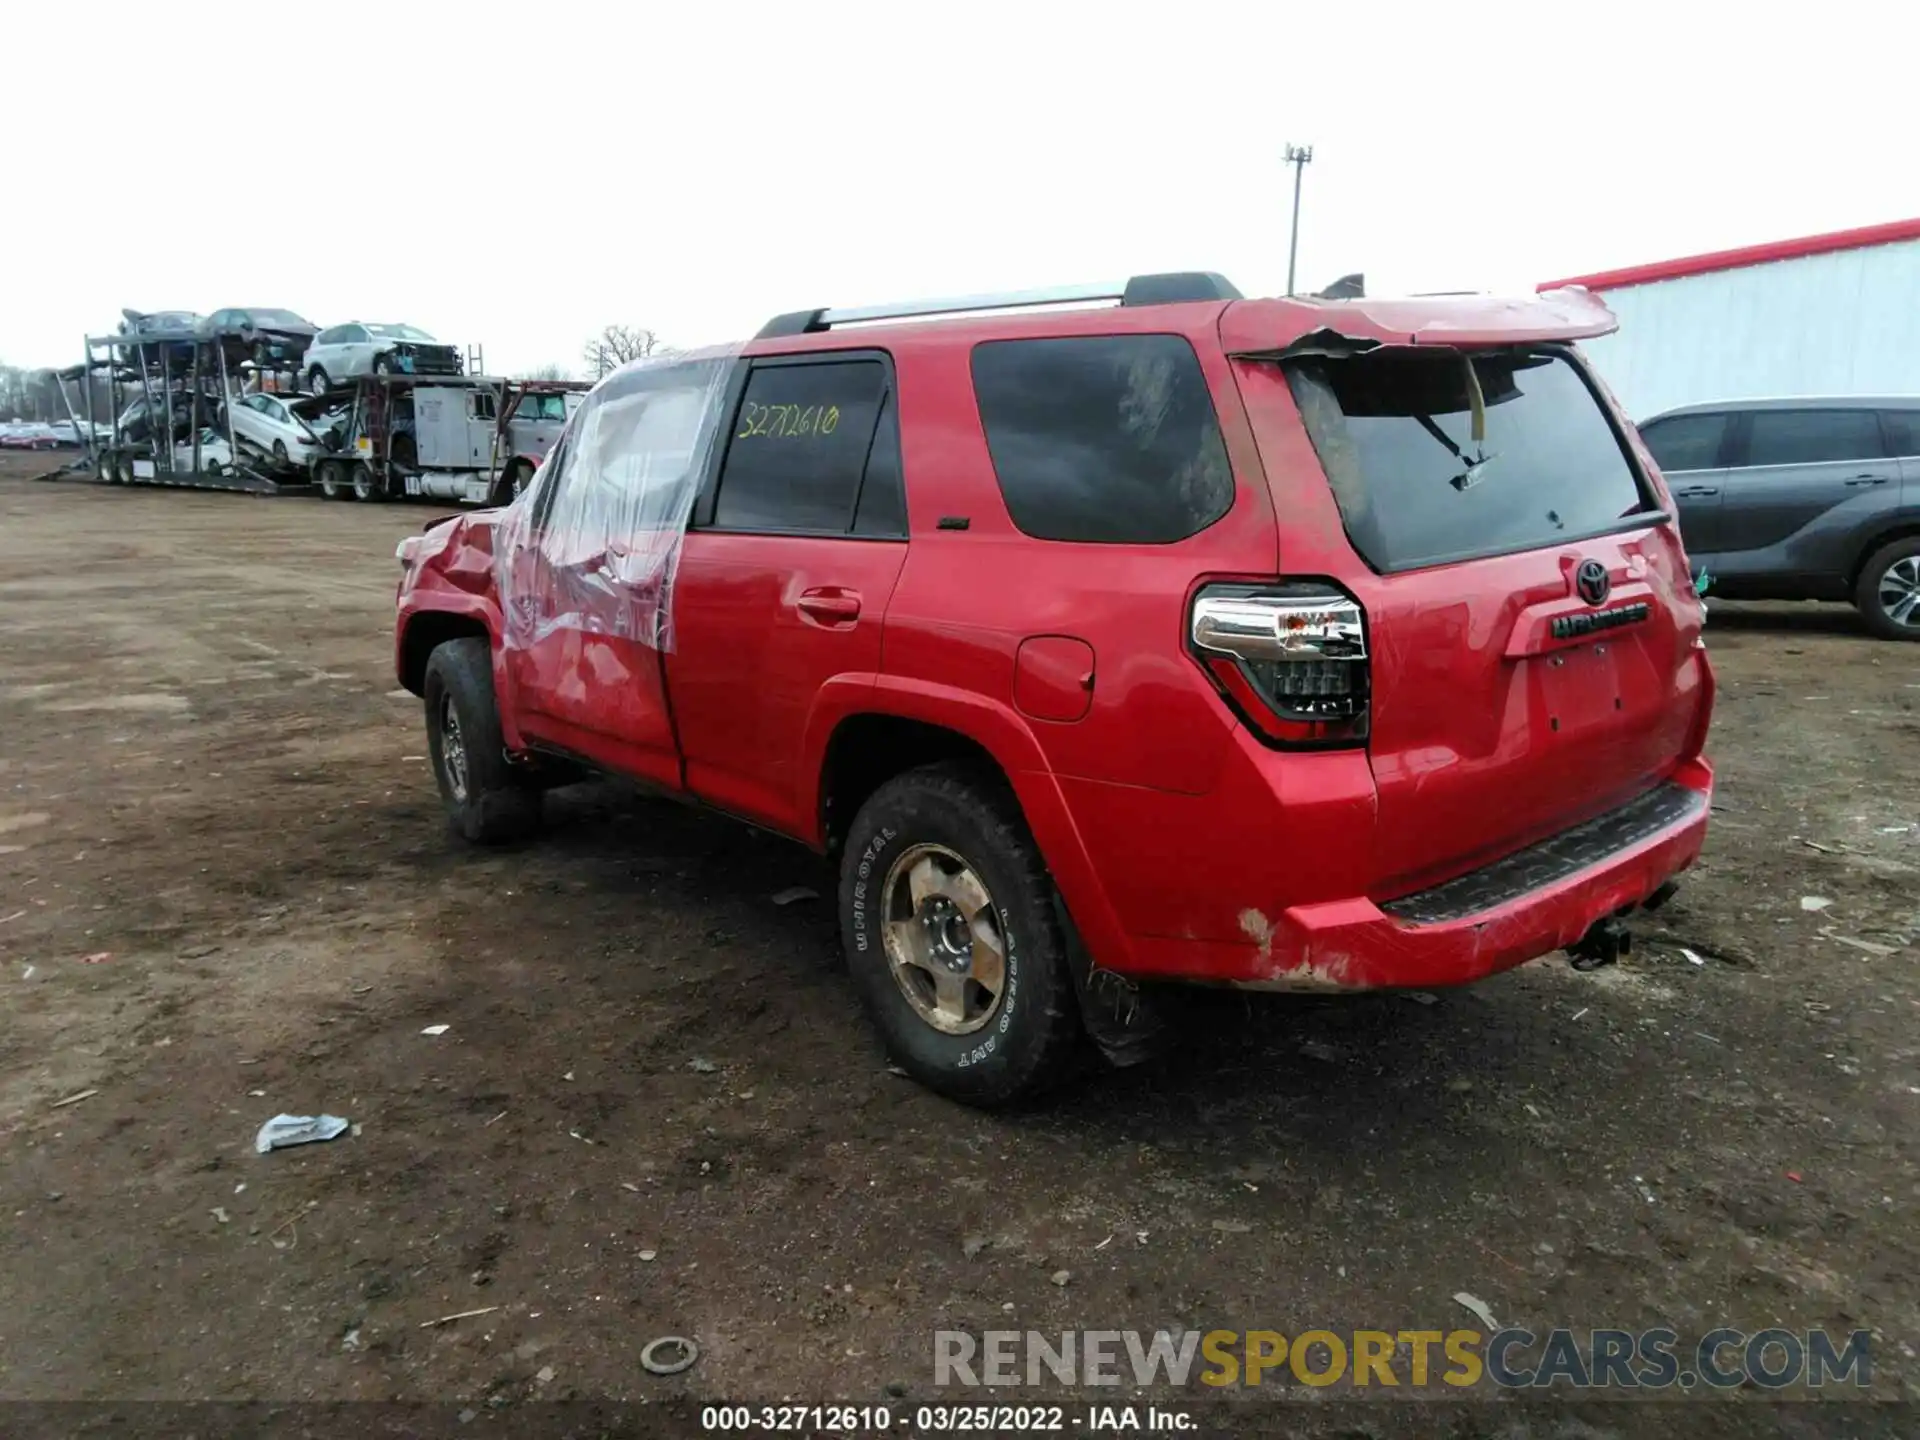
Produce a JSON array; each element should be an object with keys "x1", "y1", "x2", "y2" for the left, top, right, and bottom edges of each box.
[{"x1": 304, "y1": 323, "x2": 463, "y2": 393}]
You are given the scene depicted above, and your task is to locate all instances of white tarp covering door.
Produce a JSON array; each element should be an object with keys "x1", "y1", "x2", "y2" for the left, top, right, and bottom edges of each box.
[{"x1": 492, "y1": 349, "x2": 738, "y2": 787}]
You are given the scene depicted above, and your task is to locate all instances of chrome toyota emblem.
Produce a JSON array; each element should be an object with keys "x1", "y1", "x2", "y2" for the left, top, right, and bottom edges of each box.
[{"x1": 1575, "y1": 559, "x2": 1611, "y2": 606}]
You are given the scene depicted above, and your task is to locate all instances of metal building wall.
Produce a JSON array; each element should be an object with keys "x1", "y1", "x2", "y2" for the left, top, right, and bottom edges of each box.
[{"x1": 1571, "y1": 237, "x2": 1920, "y2": 421}]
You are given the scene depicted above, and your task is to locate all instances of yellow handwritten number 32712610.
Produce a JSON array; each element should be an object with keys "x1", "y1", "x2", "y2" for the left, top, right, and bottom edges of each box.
[{"x1": 737, "y1": 402, "x2": 841, "y2": 440}]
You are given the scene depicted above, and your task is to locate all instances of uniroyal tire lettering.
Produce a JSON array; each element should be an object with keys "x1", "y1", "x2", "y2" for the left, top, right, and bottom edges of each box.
[
  {"x1": 849, "y1": 828, "x2": 898, "y2": 955},
  {"x1": 956, "y1": 915, "x2": 1018, "y2": 1065},
  {"x1": 1001, "y1": 914, "x2": 1018, "y2": 1022}
]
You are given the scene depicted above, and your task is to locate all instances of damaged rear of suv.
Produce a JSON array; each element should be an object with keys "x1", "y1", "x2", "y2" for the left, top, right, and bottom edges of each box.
[
  {"x1": 395, "y1": 273, "x2": 1712, "y2": 1105},
  {"x1": 1214, "y1": 301, "x2": 1713, "y2": 988}
]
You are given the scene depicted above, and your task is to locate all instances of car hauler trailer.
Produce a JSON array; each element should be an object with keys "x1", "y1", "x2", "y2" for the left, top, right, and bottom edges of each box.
[{"x1": 74, "y1": 320, "x2": 312, "y2": 493}]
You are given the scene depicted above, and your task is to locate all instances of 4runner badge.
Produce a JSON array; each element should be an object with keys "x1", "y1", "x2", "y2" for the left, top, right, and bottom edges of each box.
[{"x1": 1575, "y1": 559, "x2": 1611, "y2": 606}]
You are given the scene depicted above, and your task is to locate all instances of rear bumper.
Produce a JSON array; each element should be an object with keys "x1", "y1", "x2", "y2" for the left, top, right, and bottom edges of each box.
[{"x1": 1120, "y1": 758, "x2": 1712, "y2": 991}]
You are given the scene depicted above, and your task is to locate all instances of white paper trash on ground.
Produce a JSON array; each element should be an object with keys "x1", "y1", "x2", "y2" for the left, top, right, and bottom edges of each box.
[{"x1": 255, "y1": 1114, "x2": 350, "y2": 1154}]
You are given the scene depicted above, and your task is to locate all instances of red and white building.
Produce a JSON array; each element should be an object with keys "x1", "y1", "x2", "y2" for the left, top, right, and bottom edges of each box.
[{"x1": 1539, "y1": 217, "x2": 1920, "y2": 422}]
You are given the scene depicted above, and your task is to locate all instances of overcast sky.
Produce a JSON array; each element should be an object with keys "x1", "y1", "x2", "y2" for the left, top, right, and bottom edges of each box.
[{"x1": 3, "y1": 1, "x2": 1911, "y2": 375}]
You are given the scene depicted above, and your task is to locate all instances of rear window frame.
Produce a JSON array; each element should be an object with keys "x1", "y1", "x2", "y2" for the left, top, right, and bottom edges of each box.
[
  {"x1": 1282, "y1": 341, "x2": 1669, "y2": 577},
  {"x1": 690, "y1": 347, "x2": 904, "y2": 540}
]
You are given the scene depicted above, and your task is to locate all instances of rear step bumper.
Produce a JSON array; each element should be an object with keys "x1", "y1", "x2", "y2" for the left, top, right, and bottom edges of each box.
[
  {"x1": 1224, "y1": 759, "x2": 1712, "y2": 991},
  {"x1": 1378, "y1": 782, "x2": 1705, "y2": 925}
]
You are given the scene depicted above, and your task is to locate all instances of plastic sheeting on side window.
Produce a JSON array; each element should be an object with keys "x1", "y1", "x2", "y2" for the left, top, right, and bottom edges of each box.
[{"x1": 495, "y1": 347, "x2": 740, "y2": 657}]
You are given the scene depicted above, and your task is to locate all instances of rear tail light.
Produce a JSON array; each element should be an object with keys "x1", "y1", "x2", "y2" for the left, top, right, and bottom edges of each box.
[{"x1": 1190, "y1": 581, "x2": 1370, "y2": 747}]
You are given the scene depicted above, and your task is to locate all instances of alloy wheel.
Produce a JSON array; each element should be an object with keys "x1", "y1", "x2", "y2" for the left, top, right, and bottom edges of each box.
[
  {"x1": 1878, "y1": 555, "x2": 1920, "y2": 630},
  {"x1": 881, "y1": 843, "x2": 1007, "y2": 1035}
]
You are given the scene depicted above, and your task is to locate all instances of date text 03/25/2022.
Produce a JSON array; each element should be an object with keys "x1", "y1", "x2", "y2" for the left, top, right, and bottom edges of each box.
[{"x1": 699, "y1": 1404, "x2": 1196, "y2": 1432}]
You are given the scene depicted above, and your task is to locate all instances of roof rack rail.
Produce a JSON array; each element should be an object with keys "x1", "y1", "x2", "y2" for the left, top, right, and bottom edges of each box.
[{"x1": 755, "y1": 271, "x2": 1242, "y2": 339}]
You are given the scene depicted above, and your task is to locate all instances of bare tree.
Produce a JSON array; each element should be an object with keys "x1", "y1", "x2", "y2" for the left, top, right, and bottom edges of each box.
[
  {"x1": 517, "y1": 362, "x2": 574, "y2": 382},
  {"x1": 581, "y1": 325, "x2": 667, "y2": 380},
  {"x1": 0, "y1": 365, "x2": 64, "y2": 422}
]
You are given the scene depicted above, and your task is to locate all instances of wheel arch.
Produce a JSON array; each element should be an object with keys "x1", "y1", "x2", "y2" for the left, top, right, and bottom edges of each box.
[
  {"x1": 1849, "y1": 517, "x2": 1920, "y2": 590},
  {"x1": 398, "y1": 608, "x2": 492, "y2": 696},
  {"x1": 817, "y1": 713, "x2": 1005, "y2": 855},
  {"x1": 808, "y1": 682, "x2": 1140, "y2": 976}
]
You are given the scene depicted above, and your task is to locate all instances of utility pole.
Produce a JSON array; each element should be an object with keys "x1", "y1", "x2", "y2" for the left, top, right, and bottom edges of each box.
[{"x1": 1284, "y1": 143, "x2": 1314, "y2": 296}]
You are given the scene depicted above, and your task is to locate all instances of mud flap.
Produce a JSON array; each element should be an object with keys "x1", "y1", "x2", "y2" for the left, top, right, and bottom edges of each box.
[{"x1": 1053, "y1": 892, "x2": 1169, "y2": 1069}]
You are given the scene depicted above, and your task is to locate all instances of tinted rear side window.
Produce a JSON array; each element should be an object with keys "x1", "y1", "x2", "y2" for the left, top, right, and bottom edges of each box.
[
  {"x1": 1743, "y1": 409, "x2": 1883, "y2": 467},
  {"x1": 713, "y1": 360, "x2": 885, "y2": 532},
  {"x1": 970, "y1": 335, "x2": 1233, "y2": 544},
  {"x1": 1884, "y1": 410, "x2": 1919, "y2": 457},
  {"x1": 1285, "y1": 348, "x2": 1653, "y2": 573},
  {"x1": 1639, "y1": 412, "x2": 1727, "y2": 472}
]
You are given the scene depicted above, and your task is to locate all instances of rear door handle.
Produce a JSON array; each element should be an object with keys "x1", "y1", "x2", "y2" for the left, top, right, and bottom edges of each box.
[
  {"x1": 1672, "y1": 485, "x2": 1720, "y2": 498},
  {"x1": 796, "y1": 589, "x2": 861, "y2": 623},
  {"x1": 1845, "y1": 474, "x2": 1891, "y2": 487}
]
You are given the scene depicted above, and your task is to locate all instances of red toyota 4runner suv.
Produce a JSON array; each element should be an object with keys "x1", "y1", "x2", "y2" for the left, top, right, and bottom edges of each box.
[{"x1": 395, "y1": 272, "x2": 1714, "y2": 1105}]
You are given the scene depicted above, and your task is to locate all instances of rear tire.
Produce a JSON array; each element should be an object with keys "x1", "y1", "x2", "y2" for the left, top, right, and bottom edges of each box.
[
  {"x1": 308, "y1": 365, "x2": 330, "y2": 396},
  {"x1": 352, "y1": 464, "x2": 380, "y2": 502},
  {"x1": 1855, "y1": 536, "x2": 1920, "y2": 642},
  {"x1": 315, "y1": 458, "x2": 346, "y2": 500},
  {"x1": 422, "y1": 638, "x2": 541, "y2": 844},
  {"x1": 838, "y1": 763, "x2": 1083, "y2": 1107}
]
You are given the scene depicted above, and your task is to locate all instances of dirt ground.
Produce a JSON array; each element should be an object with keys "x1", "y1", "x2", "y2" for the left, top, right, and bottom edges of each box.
[{"x1": 1, "y1": 454, "x2": 1916, "y2": 1435}]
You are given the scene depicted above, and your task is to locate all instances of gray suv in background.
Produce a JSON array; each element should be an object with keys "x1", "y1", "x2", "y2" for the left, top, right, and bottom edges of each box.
[{"x1": 1639, "y1": 396, "x2": 1920, "y2": 640}]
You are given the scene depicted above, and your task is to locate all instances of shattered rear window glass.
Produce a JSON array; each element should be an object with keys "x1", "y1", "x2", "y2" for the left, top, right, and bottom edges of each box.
[{"x1": 1285, "y1": 348, "x2": 1654, "y2": 573}]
